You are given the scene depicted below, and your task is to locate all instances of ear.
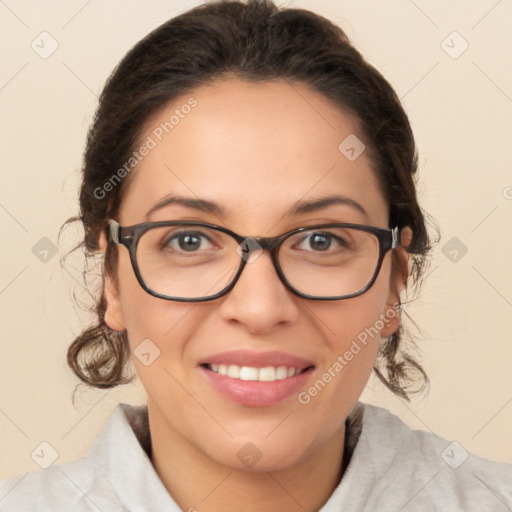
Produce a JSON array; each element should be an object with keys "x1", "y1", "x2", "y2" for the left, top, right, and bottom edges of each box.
[
  {"x1": 98, "y1": 230, "x2": 126, "y2": 332},
  {"x1": 379, "y1": 226, "x2": 412, "y2": 337}
]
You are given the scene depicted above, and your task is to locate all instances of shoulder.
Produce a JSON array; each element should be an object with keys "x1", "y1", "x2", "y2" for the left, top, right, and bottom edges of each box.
[
  {"x1": 0, "y1": 457, "x2": 123, "y2": 511},
  {"x1": 0, "y1": 403, "x2": 154, "y2": 511},
  {"x1": 356, "y1": 402, "x2": 512, "y2": 508}
]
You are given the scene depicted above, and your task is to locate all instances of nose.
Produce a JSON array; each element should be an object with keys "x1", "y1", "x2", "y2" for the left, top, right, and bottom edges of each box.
[{"x1": 218, "y1": 249, "x2": 301, "y2": 335}]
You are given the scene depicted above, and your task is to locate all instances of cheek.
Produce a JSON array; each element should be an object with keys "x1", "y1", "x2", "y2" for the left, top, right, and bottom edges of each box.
[
  {"x1": 293, "y1": 304, "x2": 381, "y2": 445},
  {"x1": 304, "y1": 258, "x2": 394, "y2": 403},
  {"x1": 315, "y1": 269, "x2": 390, "y2": 357},
  {"x1": 115, "y1": 252, "x2": 199, "y2": 375},
  {"x1": 119, "y1": 286, "x2": 204, "y2": 421},
  {"x1": 309, "y1": 297, "x2": 383, "y2": 394}
]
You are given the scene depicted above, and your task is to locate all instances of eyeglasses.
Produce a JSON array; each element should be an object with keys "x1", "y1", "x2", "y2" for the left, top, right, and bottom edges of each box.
[{"x1": 107, "y1": 219, "x2": 401, "y2": 302}]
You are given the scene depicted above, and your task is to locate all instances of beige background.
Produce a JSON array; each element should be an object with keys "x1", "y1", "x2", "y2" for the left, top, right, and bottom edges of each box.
[{"x1": 1, "y1": 0, "x2": 511, "y2": 480}]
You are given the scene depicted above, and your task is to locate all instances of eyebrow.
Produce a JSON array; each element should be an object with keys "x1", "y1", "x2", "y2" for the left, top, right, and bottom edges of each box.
[{"x1": 145, "y1": 194, "x2": 369, "y2": 221}]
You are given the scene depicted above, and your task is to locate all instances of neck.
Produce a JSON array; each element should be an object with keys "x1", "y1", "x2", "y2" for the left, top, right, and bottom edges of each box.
[{"x1": 148, "y1": 402, "x2": 348, "y2": 512}]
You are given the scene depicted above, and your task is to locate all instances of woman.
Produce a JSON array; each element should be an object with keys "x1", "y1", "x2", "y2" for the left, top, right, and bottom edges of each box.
[{"x1": 1, "y1": 0, "x2": 510, "y2": 510}]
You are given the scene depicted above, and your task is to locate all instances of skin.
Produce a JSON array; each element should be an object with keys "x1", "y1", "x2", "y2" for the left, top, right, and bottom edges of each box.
[{"x1": 98, "y1": 76, "x2": 412, "y2": 512}]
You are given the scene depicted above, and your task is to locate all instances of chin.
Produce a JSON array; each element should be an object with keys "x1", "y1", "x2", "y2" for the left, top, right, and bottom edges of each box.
[{"x1": 204, "y1": 436, "x2": 310, "y2": 474}]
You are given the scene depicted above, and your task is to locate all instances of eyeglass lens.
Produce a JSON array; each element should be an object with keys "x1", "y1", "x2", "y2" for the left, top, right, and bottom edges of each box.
[{"x1": 134, "y1": 224, "x2": 380, "y2": 300}]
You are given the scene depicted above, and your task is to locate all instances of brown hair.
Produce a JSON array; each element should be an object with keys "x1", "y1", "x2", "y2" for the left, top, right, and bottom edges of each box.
[{"x1": 60, "y1": 0, "x2": 439, "y2": 400}]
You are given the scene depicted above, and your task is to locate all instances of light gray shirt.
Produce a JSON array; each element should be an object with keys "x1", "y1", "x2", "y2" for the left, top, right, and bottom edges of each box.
[{"x1": 1, "y1": 401, "x2": 511, "y2": 511}]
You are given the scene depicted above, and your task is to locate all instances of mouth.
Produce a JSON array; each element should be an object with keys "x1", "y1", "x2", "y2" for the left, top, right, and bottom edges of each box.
[
  {"x1": 198, "y1": 350, "x2": 316, "y2": 407},
  {"x1": 201, "y1": 363, "x2": 313, "y2": 382}
]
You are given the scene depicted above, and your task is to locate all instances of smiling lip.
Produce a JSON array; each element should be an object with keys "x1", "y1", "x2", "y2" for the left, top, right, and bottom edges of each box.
[
  {"x1": 198, "y1": 350, "x2": 315, "y2": 407},
  {"x1": 198, "y1": 349, "x2": 314, "y2": 369}
]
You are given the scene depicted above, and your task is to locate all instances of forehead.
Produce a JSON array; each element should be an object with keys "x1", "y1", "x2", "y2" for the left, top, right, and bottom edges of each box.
[{"x1": 119, "y1": 78, "x2": 388, "y2": 230}]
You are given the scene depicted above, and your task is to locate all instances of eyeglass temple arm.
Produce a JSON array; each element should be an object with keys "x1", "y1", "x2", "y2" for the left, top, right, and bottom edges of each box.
[
  {"x1": 391, "y1": 226, "x2": 401, "y2": 249},
  {"x1": 108, "y1": 219, "x2": 120, "y2": 244}
]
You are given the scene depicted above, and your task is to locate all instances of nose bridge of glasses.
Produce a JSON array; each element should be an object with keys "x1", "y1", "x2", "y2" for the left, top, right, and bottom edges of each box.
[
  {"x1": 233, "y1": 235, "x2": 286, "y2": 291},
  {"x1": 249, "y1": 235, "x2": 281, "y2": 253},
  {"x1": 233, "y1": 235, "x2": 281, "y2": 273}
]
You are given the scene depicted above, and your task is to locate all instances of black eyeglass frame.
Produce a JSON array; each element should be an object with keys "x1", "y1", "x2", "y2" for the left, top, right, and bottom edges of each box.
[{"x1": 107, "y1": 219, "x2": 402, "y2": 302}]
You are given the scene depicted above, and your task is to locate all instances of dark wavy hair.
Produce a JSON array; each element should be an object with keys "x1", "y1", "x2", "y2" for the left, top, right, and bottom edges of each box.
[{"x1": 59, "y1": 0, "x2": 439, "y2": 401}]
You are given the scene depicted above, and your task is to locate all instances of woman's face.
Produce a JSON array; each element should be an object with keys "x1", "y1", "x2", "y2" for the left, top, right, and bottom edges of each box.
[{"x1": 100, "y1": 77, "x2": 409, "y2": 472}]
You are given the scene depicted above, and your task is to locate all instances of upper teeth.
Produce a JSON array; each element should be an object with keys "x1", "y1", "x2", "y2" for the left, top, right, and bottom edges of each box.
[{"x1": 208, "y1": 364, "x2": 302, "y2": 381}]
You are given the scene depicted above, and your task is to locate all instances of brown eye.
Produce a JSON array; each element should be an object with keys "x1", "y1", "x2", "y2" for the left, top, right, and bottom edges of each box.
[
  {"x1": 162, "y1": 231, "x2": 213, "y2": 252},
  {"x1": 294, "y1": 231, "x2": 350, "y2": 252}
]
